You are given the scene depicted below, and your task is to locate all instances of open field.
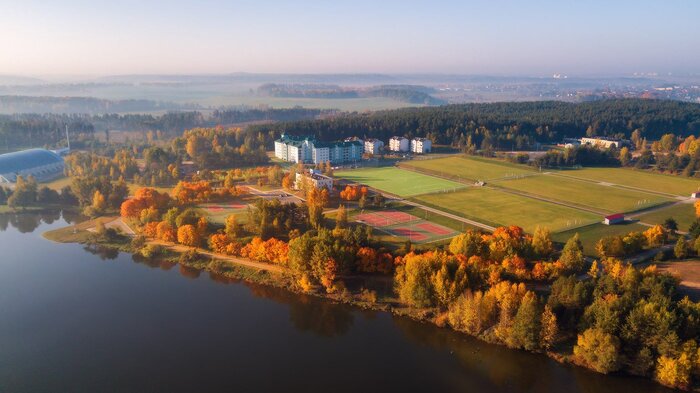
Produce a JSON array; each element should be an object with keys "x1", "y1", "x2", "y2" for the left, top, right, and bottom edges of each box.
[
  {"x1": 400, "y1": 156, "x2": 533, "y2": 182},
  {"x1": 552, "y1": 221, "x2": 648, "y2": 256},
  {"x1": 335, "y1": 167, "x2": 465, "y2": 197},
  {"x1": 42, "y1": 176, "x2": 72, "y2": 190},
  {"x1": 654, "y1": 260, "x2": 700, "y2": 301},
  {"x1": 635, "y1": 202, "x2": 696, "y2": 231},
  {"x1": 413, "y1": 187, "x2": 600, "y2": 233},
  {"x1": 493, "y1": 173, "x2": 671, "y2": 213},
  {"x1": 554, "y1": 167, "x2": 700, "y2": 197}
]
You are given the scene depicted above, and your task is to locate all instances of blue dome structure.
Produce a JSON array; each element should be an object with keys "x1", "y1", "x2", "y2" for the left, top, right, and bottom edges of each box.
[{"x1": 0, "y1": 148, "x2": 65, "y2": 184}]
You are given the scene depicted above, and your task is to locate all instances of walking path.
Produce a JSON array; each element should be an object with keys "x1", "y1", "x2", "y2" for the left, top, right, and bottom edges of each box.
[{"x1": 149, "y1": 240, "x2": 286, "y2": 273}]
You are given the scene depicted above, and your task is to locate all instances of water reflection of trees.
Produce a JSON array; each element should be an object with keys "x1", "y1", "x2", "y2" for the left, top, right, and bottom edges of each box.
[
  {"x1": 131, "y1": 253, "x2": 177, "y2": 270},
  {"x1": 206, "y1": 272, "x2": 355, "y2": 337},
  {"x1": 392, "y1": 317, "x2": 668, "y2": 393},
  {"x1": 82, "y1": 244, "x2": 120, "y2": 260},
  {"x1": 0, "y1": 209, "x2": 71, "y2": 233}
]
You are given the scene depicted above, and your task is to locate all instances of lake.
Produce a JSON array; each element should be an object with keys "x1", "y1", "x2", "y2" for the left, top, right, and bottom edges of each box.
[{"x1": 0, "y1": 212, "x2": 673, "y2": 392}]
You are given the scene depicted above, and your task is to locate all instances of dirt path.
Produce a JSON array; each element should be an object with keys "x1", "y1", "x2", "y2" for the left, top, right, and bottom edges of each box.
[{"x1": 148, "y1": 240, "x2": 286, "y2": 274}]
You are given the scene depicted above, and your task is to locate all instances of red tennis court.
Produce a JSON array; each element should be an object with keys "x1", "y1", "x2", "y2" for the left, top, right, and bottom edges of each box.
[
  {"x1": 390, "y1": 228, "x2": 428, "y2": 242},
  {"x1": 416, "y1": 222, "x2": 453, "y2": 236}
]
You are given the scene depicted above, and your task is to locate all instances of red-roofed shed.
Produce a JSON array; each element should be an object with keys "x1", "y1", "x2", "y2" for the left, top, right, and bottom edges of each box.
[{"x1": 604, "y1": 213, "x2": 624, "y2": 225}]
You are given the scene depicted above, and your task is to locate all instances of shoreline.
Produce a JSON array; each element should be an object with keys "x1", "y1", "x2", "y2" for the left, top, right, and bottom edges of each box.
[{"x1": 41, "y1": 220, "x2": 650, "y2": 389}]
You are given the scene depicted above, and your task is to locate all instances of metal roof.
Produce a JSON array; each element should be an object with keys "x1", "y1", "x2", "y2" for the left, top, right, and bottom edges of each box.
[{"x1": 0, "y1": 149, "x2": 64, "y2": 175}]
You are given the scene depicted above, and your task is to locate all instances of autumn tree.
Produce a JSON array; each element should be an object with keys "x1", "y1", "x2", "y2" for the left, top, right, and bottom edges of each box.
[
  {"x1": 224, "y1": 214, "x2": 241, "y2": 239},
  {"x1": 7, "y1": 175, "x2": 37, "y2": 209},
  {"x1": 540, "y1": 305, "x2": 558, "y2": 350},
  {"x1": 507, "y1": 291, "x2": 541, "y2": 350},
  {"x1": 573, "y1": 328, "x2": 621, "y2": 374},
  {"x1": 558, "y1": 233, "x2": 585, "y2": 273},
  {"x1": 177, "y1": 225, "x2": 200, "y2": 247},
  {"x1": 335, "y1": 204, "x2": 348, "y2": 229},
  {"x1": 674, "y1": 237, "x2": 689, "y2": 259},
  {"x1": 644, "y1": 225, "x2": 667, "y2": 248},
  {"x1": 531, "y1": 226, "x2": 553, "y2": 258}
]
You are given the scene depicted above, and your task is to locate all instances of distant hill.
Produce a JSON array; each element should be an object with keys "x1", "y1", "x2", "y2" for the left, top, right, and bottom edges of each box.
[
  {"x1": 0, "y1": 95, "x2": 197, "y2": 114},
  {"x1": 257, "y1": 83, "x2": 445, "y2": 105}
]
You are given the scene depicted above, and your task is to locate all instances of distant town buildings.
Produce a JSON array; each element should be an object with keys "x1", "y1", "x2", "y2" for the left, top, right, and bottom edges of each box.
[
  {"x1": 389, "y1": 136, "x2": 409, "y2": 152},
  {"x1": 295, "y1": 169, "x2": 333, "y2": 191},
  {"x1": 274, "y1": 133, "x2": 362, "y2": 165},
  {"x1": 580, "y1": 136, "x2": 630, "y2": 149},
  {"x1": 411, "y1": 137, "x2": 432, "y2": 154},
  {"x1": 364, "y1": 138, "x2": 384, "y2": 155}
]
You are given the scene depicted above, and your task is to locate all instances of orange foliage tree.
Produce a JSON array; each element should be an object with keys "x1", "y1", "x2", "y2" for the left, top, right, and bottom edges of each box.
[
  {"x1": 172, "y1": 181, "x2": 213, "y2": 204},
  {"x1": 177, "y1": 225, "x2": 200, "y2": 247}
]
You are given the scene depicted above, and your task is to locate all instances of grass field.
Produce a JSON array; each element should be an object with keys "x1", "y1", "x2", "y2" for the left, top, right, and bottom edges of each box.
[
  {"x1": 554, "y1": 167, "x2": 700, "y2": 196},
  {"x1": 493, "y1": 174, "x2": 671, "y2": 213},
  {"x1": 335, "y1": 167, "x2": 465, "y2": 197},
  {"x1": 635, "y1": 202, "x2": 696, "y2": 231},
  {"x1": 413, "y1": 187, "x2": 600, "y2": 233},
  {"x1": 42, "y1": 176, "x2": 72, "y2": 190},
  {"x1": 553, "y1": 222, "x2": 648, "y2": 256},
  {"x1": 198, "y1": 201, "x2": 252, "y2": 225},
  {"x1": 400, "y1": 156, "x2": 533, "y2": 182}
]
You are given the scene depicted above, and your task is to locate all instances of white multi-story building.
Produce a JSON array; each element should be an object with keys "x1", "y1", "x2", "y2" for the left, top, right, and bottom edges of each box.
[
  {"x1": 411, "y1": 137, "x2": 432, "y2": 154},
  {"x1": 364, "y1": 138, "x2": 384, "y2": 155},
  {"x1": 274, "y1": 133, "x2": 362, "y2": 165},
  {"x1": 295, "y1": 169, "x2": 333, "y2": 191},
  {"x1": 389, "y1": 136, "x2": 409, "y2": 152}
]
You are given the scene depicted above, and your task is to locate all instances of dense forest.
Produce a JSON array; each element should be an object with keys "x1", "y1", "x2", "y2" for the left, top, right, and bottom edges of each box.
[{"x1": 250, "y1": 99, "x2": 700, "y2": 150}]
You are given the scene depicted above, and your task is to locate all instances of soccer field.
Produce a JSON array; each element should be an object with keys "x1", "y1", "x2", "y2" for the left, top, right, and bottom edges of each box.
[
  {"x1": 554, "y1": 167, "x2": 700, "y2": 197},
  {"x1": 413, "y1": 187, "x2": 600, "y2": 233},
  {"x1": 493, "y1": 173, "x2": 671, "y2": 213},
  {"x1": 400, "y1": 156, "x2": 533, "y2": 182},
  {"x1": 335, "y1": 167, "x2": 465, "y2": 197},
  {"x1": 635, "y1": 202, "x2": 696, "y2": 231}
]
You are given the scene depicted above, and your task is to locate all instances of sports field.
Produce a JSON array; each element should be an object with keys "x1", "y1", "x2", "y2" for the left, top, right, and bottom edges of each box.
[
  {"x1": 635, "y1": 202, "x2": 696, "y2": 231},
  {"x1": 413, "y1": 187, "x2": 600, "y2": 233},
  {"x1": 554, "y1": 167, "x2": 700, "y2": 196},
  {"x1": 355, "y1": 209, "x2": 458, "y2": 244},
  {"x1": 198, "y1": 202, "x2": 250, "y2": 224},
  {"x1": 400, "y1": 156, "x2": 533, "y2": 182},
  {"x1": 493, "y1": 174, "x2": 671, "y2": 213},
  {"x1": 335, "y1": 167, "x2": 465, "y2": 197}
]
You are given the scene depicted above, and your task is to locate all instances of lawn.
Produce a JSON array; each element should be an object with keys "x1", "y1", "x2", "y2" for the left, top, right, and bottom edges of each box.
[
  {"x1": 554, "y1": 167, "x2": 700, "y2": 197},
  {"x1": 493, "y1": 173, "x2": 671, "y2": 213},
  {"x1": 335, "y1": 167, "x2": 465, "y2": 197},
  {"x1": 400, "y1": 155, "x2": 533, "y2": 182},
  {"x1": 635, "y1": 202, "x2": 696, "y2": 231},
  {"x1": 198, "y1": 201, "x2": 252, "y2": 225},
  {"x1": 413, "y1": 187, "x2": 600, "y2": 233},
  {"x1": 42, "y1": 176, "x2": 72, "y2": 190},
  {"x1": 552, "y1": 221, "x2": 648, "y2": 256}
]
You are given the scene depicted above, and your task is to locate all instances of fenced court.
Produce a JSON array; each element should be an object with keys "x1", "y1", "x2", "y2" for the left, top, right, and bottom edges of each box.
[
  {"x1": 355, "y1": 210, "x2": 458, "y2": 244},
  {"x1": 198, "y1": 202, "x2": 250, "y2": 224}
]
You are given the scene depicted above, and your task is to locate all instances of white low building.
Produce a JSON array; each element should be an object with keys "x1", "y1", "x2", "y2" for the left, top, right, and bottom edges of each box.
[
  {"x1": 411, "y1": 137, "x2": 432, "y2": 154},
  {"x1": 389, "y1": 136, "x2": 409, "y2": 152},
  {"x1": 295, "y1": 169, "x2": 333, "y2": 191}
]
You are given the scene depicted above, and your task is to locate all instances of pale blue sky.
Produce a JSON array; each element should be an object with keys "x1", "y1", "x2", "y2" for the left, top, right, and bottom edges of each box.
[{"x1": 1, "y1": 0, "x2": 698, "y2": 76}]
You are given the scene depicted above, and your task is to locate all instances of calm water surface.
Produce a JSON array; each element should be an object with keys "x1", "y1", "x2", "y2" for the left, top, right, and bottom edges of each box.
[{"x1": 0, "y1": 212, "x2": 673, "y2": 393}]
